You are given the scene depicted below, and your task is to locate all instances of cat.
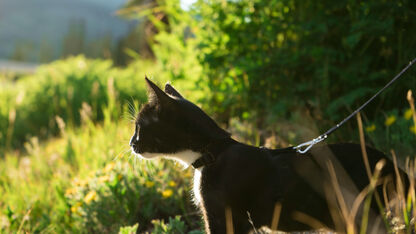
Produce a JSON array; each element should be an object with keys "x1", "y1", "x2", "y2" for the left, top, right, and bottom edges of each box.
[{"x1": 130, "y1": 77, "x2": 407, "y2": 234}]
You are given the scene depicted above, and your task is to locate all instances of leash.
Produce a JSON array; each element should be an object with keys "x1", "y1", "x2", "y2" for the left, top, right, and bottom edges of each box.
[{"x1": 293, "y1": 58, "x2": 416, "y2": 154}]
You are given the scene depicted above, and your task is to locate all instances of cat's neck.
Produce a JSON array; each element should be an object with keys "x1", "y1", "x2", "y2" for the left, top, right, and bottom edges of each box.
[
  {"x1": 167, "y1": 150, "x2": 203, "y2": 168},
  {"x1": 142, "y1": 150, "x2": 202, "y2": 168},
  {"x1": 140, "y1": 138, "x2": 238, "y2": 169}
]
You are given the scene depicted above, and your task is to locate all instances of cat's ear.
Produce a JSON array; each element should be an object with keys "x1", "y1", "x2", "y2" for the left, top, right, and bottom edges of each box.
[
  {"x1": 164, "y1": 83, "x2": 183, "y2": 99},
  {"x1": 145, "y1": 76, "x2": 172, "y2": 105}
]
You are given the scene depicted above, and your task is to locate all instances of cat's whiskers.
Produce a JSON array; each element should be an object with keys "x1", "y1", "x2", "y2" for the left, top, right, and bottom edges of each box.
[
  {"x1": 126, "y1": 99, "x2": 139, "y2": 123},
  {"x1": 113, "y1": 147, "x2": 132, "y2": 161}
]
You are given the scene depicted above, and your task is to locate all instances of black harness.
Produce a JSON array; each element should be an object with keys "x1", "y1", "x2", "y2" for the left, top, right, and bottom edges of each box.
[
  {"x1": 191, "y1": 138, "x2": 237, "y2": 169},
  {"x1": 191, "y1": 138, "x2": 297, "y2": 168}
]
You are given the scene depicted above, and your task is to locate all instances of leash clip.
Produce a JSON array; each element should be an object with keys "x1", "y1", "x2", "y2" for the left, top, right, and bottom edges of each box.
[
  {"x1": 292, "y1": 58, "x2": 415, "y2": 155},
  {"x1": 294, "y1": 134, "x2": 327, "y2": 154}
]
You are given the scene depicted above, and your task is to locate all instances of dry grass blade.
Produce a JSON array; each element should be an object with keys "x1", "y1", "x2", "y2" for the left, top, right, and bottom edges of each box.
[
  {"x1": 225, "y1": 206, "x2": 234, "y2": 234},
  {"x1": 410, "y1": 160, "x2": 416, "y2": 231},
  {"x1": 17, "y1": 207, "x2": 32, "y2": 234},
  {"x1": 356, "y1": 112, "x2": 372, "y2": 179},
  {"x1": 350, "y1": 185, "x2": 371, "y2": 225},
  {"x1": 270, "y1": 202, "x2": 282, "y2": 231},
  {"x1": 327, "y1": 161, "x2": 355, "y2": 234},
  {"x1": 247, "y1": 211, "x2": 258, "y2": 234},
  {"x1": 292, "y1": 211, "x2": 328, "y2": 230},
  {"x1": 359, "y1": 160, "x2": 385, "y2": 234},
  {"x1": 382, "y1": 176, "x2": 395, "y2": 216},
  {"x1": 407, "y1": 90, "x2": 416, "y2": 129},
  {"x1": 324, "y1": 185, "x2": 345, "y2": 231},
  {"x1": 391, "y1": 150, "x2": 408, "y2": 226},
  {"x1": 357, "y1": 112, "x2": 388, "y2": 231}
]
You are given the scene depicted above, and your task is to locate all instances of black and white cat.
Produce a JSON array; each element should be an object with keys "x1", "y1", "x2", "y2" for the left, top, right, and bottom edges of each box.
[{"x1": 130, "y1": 78, "x2": 404, "y2": 233}]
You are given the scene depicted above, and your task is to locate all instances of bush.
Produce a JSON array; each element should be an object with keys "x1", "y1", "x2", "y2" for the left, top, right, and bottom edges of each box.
[
  {"x1": 0, "y1": 56, "x2": 152, "y2": 153},
  {"x1": 64, "y1": 161, "x2": 196, "y2": 233},
  {"x1": 195, "y1": 0, "x2": 416, "y2": 124},
  {"x1": 130, "y1": 0, "x2": 416, "y2": 152}
]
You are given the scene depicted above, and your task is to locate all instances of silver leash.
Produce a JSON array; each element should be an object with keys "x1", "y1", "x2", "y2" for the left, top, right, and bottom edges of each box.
[{"x1": 293, "y1": 58, "x2": 416, "y2": 154}]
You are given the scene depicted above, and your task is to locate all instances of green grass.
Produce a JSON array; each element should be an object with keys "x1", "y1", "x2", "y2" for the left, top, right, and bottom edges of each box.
[
  {"x1": 0, "y1": 55, "x2": 205, "y2": 233},
  {"x1": 1, "y1": 94, "x2": 414, "y2": 233},
  {"x1": 0, "y1": 55, "x2": 415, "y2": 233},
  {"x1": 0, "y1": 109, "x2": 202, "y2": 233}
]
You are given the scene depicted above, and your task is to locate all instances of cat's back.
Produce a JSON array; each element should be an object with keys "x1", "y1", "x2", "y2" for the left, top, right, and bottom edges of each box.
[{"x1": 209, "y1": 143, "x2": 298, "y2": 201}]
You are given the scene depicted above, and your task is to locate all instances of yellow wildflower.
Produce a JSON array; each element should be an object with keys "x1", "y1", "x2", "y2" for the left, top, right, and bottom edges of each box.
[
  {"x1": 404, "y1": 108, "x2": 413, "y2": 120},
  {"x1": 162, "y1": 189, "x2": 173, "y2": 198},
  {"x1": 74, "y1": 178, "x2": 88, "y2": 187},
  {"x1": 65, "y1": 188, "x2": 76, "y2": 196},
  {"x1": 98, "y1": 175, "x2": 110, "y2": 183},
  {"x1": 71, "y1": 202, "x2": 82, "y2": 214},
  {"x1": 84, "y1": 191, "x2": 97, "y2": 204},
  {"x1": 70, "y1": 206, "x2": 78, "y2": 213},
  {"x1": 384, "y1": 116, "x2": 396, "y2": 126},
  {"x1": 168, "y1": 181, "x2": 177, "y2": 187},
  {"x1": 410, "y1": 125, "x2": 416, "y2": 134},
  {"x1": 145, "y1": 181, "x2": 155, "y2": 188},
  {"x1": 103, "y1": 162, "x2": 116, "y2": 173},
  {"x1": 117, "y1": 174, "x2": 123, "y2": 181},
  {"x1": 365, "y1": 124, "x2": 376, "y2": 133},
  {"x1": 89, "y1": 171, "x2": 96, "y2": 177}
]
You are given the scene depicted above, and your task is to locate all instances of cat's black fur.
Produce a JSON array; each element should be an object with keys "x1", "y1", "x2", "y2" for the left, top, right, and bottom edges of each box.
[{"x1": 130, "y1": 78, "x2": 406, "y2": 233}]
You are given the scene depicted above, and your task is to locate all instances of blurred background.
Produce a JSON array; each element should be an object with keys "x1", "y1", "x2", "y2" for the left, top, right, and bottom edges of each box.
[{"x1": 0, "y1": 0, "x2": 415, "y2": 233}]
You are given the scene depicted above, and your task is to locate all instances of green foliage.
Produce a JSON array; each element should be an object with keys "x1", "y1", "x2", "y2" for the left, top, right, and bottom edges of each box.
[
  {"x1": 1, "y1": 0, "x2": 416, "y2": 233},
  {"x1": 365, "y1": 108, "x2": 416, "y2": 156},
  {"x1": 0, "y1": 56, "x2": 152, "y2": 153},
  {"x1": 0, "y1": 116, "x2": 200, "y2": 233},
  {"x1": 64, "y1": 161, "x2": 193, "y2": 233},
  {"x1": 0, "y1": 61, "x2": 201, "y2": 232},
  {"x1": 119, "y1": 223, "x2": 139, "y2": 234},
  {"x1": 194, "y1": 0, "x2": 416, "y2": 129},
  {"x1": 151, "y1": 216, "x2": 186, "y2": 234},
  {"x1": 127, "y1": 0, "x2": 416, "y2": 151},
  {"x1": 143, "y1": 0, "x2": 209, "y2": 105}
]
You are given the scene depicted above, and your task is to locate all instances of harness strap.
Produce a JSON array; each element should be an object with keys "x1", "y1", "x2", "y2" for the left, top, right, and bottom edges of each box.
[
  {"x1": 191, "y1": 138, "x2": 237, "y2": 169},
  {"x1": 262, "y1": 146, "x2": 296, "y2": 154}
]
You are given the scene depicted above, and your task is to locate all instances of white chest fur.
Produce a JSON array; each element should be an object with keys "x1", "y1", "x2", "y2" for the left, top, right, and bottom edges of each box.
[
  {"x1": 140, "y1": 150, "x2": 202, "y2": 168},
  {"x1": 192, "y1": 168, "x2": 203, "y2": 205}
]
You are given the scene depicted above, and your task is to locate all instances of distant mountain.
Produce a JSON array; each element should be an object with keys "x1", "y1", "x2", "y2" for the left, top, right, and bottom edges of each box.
[{"x1": 0, "y1": 0, "x2": 136, "y2": 62}]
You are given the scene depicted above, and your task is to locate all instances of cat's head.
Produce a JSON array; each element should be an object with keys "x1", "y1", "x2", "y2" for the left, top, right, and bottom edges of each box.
[{"x1": 129, "y1": 77, "x2": 230, "y2": 159}]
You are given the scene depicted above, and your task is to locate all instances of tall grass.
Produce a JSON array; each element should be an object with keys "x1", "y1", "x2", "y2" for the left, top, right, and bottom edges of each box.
[
  {"x1": 0, "y1": 56, "x2": 151, "y2": 153},
  {"x1": 0, "y1": 54, "x2": 415, "y2": 233},
  {"x1": 0, "y1": 101, "x2": 201, "y2": 233},
  {"x1": 320, "y1": 91, "x2": 416, "y2": 234},
  {"x1": 0, "y1": 66, "x2": 203, "y2": 232}
]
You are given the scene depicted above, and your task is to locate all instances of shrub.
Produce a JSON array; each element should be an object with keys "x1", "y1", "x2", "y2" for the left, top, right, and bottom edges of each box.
[
  {"x1": 64, "y1": 160, "x2": 196, "y2": 233},
  {"x1": 0, "y1": 56, "x2": 152, "y2": 153},
  {"x1": 194, "y1": 0, "x2": 416, "y2": 125}
]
